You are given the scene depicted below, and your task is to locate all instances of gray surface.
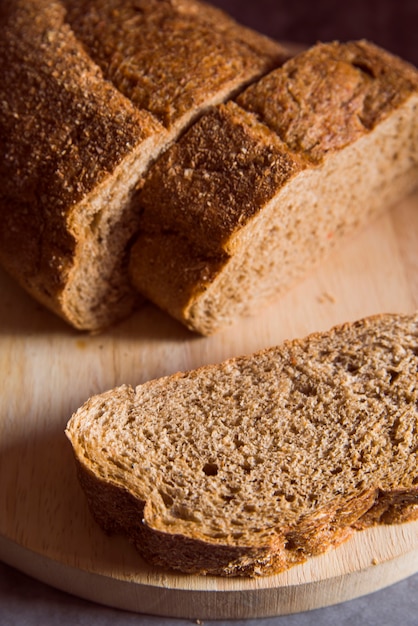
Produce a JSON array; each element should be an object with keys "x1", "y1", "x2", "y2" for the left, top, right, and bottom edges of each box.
[{"x1": 1, "y1": 560, "x2": 417, "y2": 625}]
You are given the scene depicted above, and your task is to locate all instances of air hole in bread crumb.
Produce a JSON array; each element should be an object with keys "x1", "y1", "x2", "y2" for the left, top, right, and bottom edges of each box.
[
  {"x1": 297, "y1": 383, "x2": 317, "y2": 397},
  {"x1": 159, "y1": 491, "x2": 174, "y2": 507},
  {"x1": 202, "y1": 462, "x2": 218, "y2": 476},
  {"x1": 274, "y1": 490, "x2": 285, "y2": 499},
  {"x1": 234, "y1": 436, "x2": 245, "y2": 449},
  {"x1": 333, "y1": 355, "x2": 359, "y2": 374},
  {"x1": 388, "y1": 369, "x2": 400, "y2": 384}
]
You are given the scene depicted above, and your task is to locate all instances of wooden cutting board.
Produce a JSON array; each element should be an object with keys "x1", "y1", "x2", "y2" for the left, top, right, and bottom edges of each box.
[{"x1": 0, "y1": 191, "x2": 418, "y2": 620}]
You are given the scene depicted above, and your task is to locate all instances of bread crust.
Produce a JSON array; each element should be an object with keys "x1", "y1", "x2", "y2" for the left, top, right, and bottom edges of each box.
[
  {"x1": 77, "y1": 459, "x2": 418, "y2": 576},
  {"x1": 237, "y1": 40, "x2": 418, "y2": 163},
  {"x1": 64, "y1": 0, "x2": 288, "y2": 130}
]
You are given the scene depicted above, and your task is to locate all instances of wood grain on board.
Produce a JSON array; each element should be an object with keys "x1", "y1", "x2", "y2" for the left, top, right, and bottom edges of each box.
[{"x1": 0, "y1": 191, "x2": 417, "y2": 619}]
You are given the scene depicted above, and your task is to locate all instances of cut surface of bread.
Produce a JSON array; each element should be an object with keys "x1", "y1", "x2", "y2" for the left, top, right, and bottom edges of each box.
[
  {"x1": 66, "y1": 312, "x2": 418, "y2": 577},
  {"x1": 0, "y1": 0, "x2": 288, "y2": 330},
  {"x1": 130, "y1": 41, "x2": 418, "y2": 335}
]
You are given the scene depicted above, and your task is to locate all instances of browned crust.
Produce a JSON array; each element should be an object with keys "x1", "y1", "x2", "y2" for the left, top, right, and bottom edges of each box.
[
  {"x1": 0, "y1": 0, "x2": 160, "y2": 323},
  {"x1": 75, "y1": 454, "x2": 418, "y2": 577},
  {"x1": 129, "y1": 232, "x2": 230, "y2": 325},
  {"x1": 136, "y1": 103, "x2": 304, "y2": 251},
  {"x1": 63, "y1": 0, "x2": 290, "y2": 129},
  {"x1": 237, "y1": 39, "x2": 418, "y2": 164}
]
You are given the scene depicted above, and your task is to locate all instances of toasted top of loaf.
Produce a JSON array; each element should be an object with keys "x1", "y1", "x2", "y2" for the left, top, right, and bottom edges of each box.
[
  {"x1": 66, "y1": 312, "x2": 418, "y2": 575},
  {"x1": 64, "y1": 0, "x2": 288, "y2": 130},
  {"x1": 237, "y1": 40, "x2": 418, "y2": 163}
]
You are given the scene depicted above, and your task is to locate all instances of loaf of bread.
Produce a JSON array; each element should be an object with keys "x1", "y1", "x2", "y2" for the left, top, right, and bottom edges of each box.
[
  {"x1": 130, "y1": 40, "x2": 418, "y2": 334},
  {"x1": 1, "y1": 2, "x2": 417, "y2": 333},
  {"x1": 66, "y1": 312, "x2": 418, "y2": 577},
  {"x1": 0, "y1": 0, "x2": 287, "y2": 330}
]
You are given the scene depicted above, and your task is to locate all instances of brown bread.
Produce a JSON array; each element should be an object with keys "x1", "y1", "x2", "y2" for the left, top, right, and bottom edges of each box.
[
  {"x1": 130, "y1": 41, "x2": 418, "y2": 334},
  {"x1": 66, "y1": 312, "x2": 418, "y2": 576},
  {"x1": 0, "y1": 0, "x2": 287, "y2": 330},
  {"x1": 1, "y1": 3, "x2": 417, "y2": 334}
]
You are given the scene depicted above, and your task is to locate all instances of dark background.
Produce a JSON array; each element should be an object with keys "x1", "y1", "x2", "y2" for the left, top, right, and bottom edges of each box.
[{"x1": 211, "y1": 0, "x2": 418, "y2": 67}]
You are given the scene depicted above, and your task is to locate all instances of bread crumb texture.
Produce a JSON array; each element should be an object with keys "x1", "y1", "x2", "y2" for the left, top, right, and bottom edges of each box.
[{"x1": 66, "y1": 312, "x2": 418, "y2": 576}]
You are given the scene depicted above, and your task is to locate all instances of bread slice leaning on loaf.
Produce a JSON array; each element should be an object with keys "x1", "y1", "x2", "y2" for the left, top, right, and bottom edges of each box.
[
  {"x1": 0, "y1": 0, "x2": 288, "y2": 330},
  {"x1": 66, "y1": 312, "x2": 418, "y2": 577},
  {"x1": 130, "y1": 41, "x2": 418, "y2": 335}
]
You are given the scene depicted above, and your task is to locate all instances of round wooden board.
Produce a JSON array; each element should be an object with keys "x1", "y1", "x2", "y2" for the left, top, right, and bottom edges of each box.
[{"x1": 1, "y1": 192, "x2": 418, "y2": 620}]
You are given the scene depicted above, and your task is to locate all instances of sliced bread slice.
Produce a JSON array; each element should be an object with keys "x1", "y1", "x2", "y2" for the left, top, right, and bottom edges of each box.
[
  {"x1": 66, "y1": 312, "x2": 418, "y2": 576},
  {"x1": 130, "y1": 41, "x2": 418, "y2": 334}
]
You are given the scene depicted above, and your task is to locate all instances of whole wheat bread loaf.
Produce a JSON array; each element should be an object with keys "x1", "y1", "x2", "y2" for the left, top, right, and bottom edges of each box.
[
  {"x1": 130, "y1": 41, "x2": 418, "y2": 334},
  {"x1": 66, "y1": 312, "x2": 418, "y2": 577},
  {"x1": 1, "y1": 3, "x2": 417, "y2": 333},
  {"x1": 0, "y1": 0, "x2": 287, "y2": 330}
]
